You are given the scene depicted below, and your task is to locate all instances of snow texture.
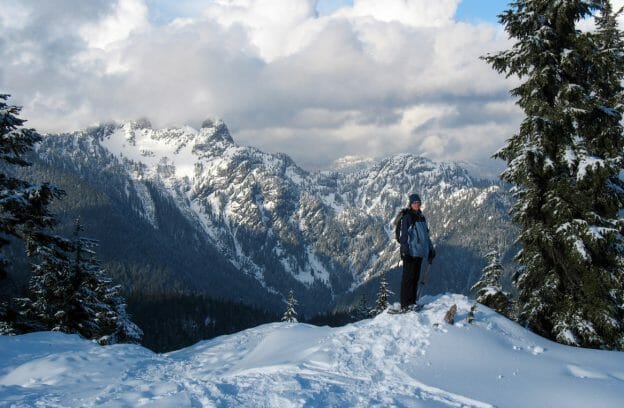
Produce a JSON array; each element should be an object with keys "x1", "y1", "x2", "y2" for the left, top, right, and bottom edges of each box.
[
  {"x1": 1, "y1": 294, "x2": 624, "y2": 407},
  {"x1": 576, "y1": 156, "x2": 604, "y2": 180}
]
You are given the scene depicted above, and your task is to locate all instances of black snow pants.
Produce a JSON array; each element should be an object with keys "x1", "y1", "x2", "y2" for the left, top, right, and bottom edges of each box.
[{"x1": 400, "y1": 256, "x2": 423, "y2": 309}]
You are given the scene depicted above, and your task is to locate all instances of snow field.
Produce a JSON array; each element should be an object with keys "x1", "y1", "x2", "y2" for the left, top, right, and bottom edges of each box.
[{"x1": 1, "y1": 294, "x2": 624, "y2": 407}]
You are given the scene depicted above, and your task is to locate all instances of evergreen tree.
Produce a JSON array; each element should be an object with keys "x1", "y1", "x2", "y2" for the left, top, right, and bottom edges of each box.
[
  {"x1": 470, "y1": 250, "x2": 510, "y2": 314},
  {"x1": 0, "y1": 94, "x2": 64, "y2": 331},
  {"x1": 19, "y1": 233, "x2": 73, "y2": 333},
  {"x1": 71, "y1": 221, "x2": 142, "y2": 344},
  {"x1": 21, "y1": 220, "x2": 142, "y2": 344},
  {"x1": 373, "y1": 273, "x2": 392, "y2": 315},
  {"x1": 0, "y1": 302, "x2": 15, "y2": 334},
  {"x1": 352, "y1": 294, "x2": 370, "y2": 320},
  {"x1": 282, "y1": 290, "x2": 298, "y2": 323},
  {"x1": 484, "y1": 1, "x2": 624, "y2": 349}
]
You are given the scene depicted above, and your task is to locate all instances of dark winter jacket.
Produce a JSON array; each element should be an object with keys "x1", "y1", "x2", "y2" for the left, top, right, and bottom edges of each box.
[{"x1": 399, "y1": 209, "x2": 435, "y2": 262}]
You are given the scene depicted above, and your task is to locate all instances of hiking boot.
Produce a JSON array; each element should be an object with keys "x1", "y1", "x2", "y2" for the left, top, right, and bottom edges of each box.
[{"x1": 405, "y1": 304, "x2": 424, "y2": 312}]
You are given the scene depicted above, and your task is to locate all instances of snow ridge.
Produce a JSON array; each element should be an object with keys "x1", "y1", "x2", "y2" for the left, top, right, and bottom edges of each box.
[{"x1": 2, "y1": 294, "x2": 624, "y2": 407}]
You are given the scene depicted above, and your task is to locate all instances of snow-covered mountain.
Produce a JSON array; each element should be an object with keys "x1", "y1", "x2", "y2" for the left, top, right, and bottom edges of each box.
[
  {"x1": 32, "y1": 120, "x2": 515, "y2": 314},
  {"x1": 328, "y1": 155, "x2": 377, "y2": 173},
  {"x1": 1, "y1": 295, "x2": 623, "y2": 407}
]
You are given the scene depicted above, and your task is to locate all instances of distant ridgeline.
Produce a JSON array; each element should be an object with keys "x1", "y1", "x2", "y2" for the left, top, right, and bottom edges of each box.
[{"x1": 7, "y1": 120, "x2": 515, "y2": 349}]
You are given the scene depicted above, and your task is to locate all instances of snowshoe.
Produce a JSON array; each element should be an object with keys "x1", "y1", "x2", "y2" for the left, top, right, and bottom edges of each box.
[
  {"x1": 387, "y1": 304, "x2": 423, "y2": 314},
  {"x1": 412, "y1": 303, "x2": 424, "y2": 312}
]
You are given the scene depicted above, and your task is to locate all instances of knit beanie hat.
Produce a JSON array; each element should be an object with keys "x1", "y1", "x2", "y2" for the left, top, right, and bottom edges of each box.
[{"x1": 409, "y1": 193, "x2": 421, "y2": 204}]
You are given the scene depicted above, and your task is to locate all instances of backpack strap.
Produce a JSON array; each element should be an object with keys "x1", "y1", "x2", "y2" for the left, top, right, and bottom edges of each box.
[{"x1": 393, "y1": 208, "x2": 410, "y2": 242}]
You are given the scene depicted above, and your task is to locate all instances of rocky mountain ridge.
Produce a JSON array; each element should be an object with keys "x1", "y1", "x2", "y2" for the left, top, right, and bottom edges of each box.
[{"x1": 32, "y1": 120, "x2": 516, "y2": 314}]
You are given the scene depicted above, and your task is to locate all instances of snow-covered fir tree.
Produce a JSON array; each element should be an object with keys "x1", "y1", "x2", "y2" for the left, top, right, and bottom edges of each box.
[
  {"x1": 373, "y1": 273, "x2": 392, "y2": 315},
  {"x1": 71, "y1": 221, "x2": 142, "y2": 344},
  {"x1": 0, "y1": 302, "x2": 14, "y2": 334},
  {"x1": 470, "y1": 250, "x2": 509, "y2": 314},
  {"x1": 0, "y1": 94, "x2": 64, "y2": 331},
  {"x1": 21, "y1": 220, "x2": 142, "y2": 344},
  {"x1": 484, "y1": 0, "x2": 624, "y2": 349},
  {"x1": 19, "y1": 233, "x2": 72, "y2": 333},
  {"x1": 282, "y1": 290, "x2": 298, "y2": 323}
]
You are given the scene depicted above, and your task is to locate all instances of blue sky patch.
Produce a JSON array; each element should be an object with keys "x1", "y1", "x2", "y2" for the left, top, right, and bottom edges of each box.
[{"x1": 455, "y1": 0, "x2": 506, "y2": 24}]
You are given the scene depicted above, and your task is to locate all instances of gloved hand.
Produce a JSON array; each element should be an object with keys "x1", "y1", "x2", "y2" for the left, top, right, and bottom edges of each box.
[
  {"x1": 427, "y1": 248, "x2": 436, "y2": 264},
  {"x1": 400, "y1": 244, "x2": 409, "y2": 259}
]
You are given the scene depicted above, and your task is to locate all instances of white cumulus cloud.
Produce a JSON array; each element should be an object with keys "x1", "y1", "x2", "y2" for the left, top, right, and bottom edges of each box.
[
  {"x1": 1, "y1": 0, "x2": 524, "y2": 173},
  {"x1": 79, "y1": 0, "x2": 149, "y2": 50},
  {"x1": 344, "y1": 0, "x2": 460, "y2": 27}
]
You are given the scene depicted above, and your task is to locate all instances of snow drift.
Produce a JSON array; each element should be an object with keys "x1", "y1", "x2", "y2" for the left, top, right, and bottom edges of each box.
[{"x1": 1, "y1": 294, "x2": 623, "y2": 407}]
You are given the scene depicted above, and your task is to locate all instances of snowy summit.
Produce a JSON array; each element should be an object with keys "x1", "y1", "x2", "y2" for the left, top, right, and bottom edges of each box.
[{"x1": 1, "y1": 295, "x2": 623, "y2": 407}]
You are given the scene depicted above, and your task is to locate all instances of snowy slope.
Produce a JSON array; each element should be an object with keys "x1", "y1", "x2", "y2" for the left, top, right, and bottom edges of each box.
[{"x1": 2, "y1": 295, "x2": 623, "y2": 407}]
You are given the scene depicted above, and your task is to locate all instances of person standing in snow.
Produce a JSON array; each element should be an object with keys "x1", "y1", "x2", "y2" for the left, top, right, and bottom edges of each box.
[{"x1": 397, "y1": 193, "x2": 435, "y2": 311}]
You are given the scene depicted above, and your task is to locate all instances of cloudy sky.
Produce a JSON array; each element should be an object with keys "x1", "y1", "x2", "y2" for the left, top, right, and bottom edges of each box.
[{"x1": 0, "y1": 0, "x2": 618, "y2": 173}]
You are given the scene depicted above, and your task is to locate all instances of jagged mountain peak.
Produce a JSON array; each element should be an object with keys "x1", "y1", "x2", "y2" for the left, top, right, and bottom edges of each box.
[
  {"x1": 128, "y1": 118, "x2": 153, "y2": 130},
  {"x1": 199, "y1": 118, "x2": 235, "y2": 144},
  {"x1": 111, "y1": 118, "x2": 235, "y2": 147},
  {"x1": 329, "y1": 155, "x2": 376, "y2": 173},
  {"x1": 381, "y1": 153, "x2": 475, "y2": 188},
  {"x1": 76, "y1": 119, "x2": 239, "y2": 180},
  {"x1": 380, "y1": 153, "x2": 466, "y2": 174},
  {"x1": 200, "y1": 118, "x2": 217, "y2": 129}
]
